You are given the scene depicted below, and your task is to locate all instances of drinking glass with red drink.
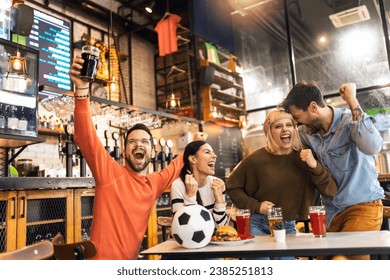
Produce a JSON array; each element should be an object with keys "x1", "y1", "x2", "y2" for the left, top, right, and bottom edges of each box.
[
  {"x1": 236, "y1": 209, "x2": 251, "y2": 236},
  {"x1": 309, "y1": 206, "x2": 327, "y2": 237}
]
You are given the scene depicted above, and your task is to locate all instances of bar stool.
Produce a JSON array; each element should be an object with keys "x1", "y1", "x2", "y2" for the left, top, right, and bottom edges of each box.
[
  {"x1": 157, "y1": 216, "x2": 173, "y2": 241},
  {"x1": 0, "y1": 240, "x2": 54, "y2": 260},
  {"x1": 51, "y1": 233, "x2": 97, "y2": 260}
]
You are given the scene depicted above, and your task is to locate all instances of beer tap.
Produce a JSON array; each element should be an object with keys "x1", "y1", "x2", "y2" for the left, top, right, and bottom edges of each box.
[
  {"x1": 104, "y1": 130, "x2": 111, "y2": 154},
  {"x1": 151, "y1": 138, "x2": 159, "y2": 172},
  {"x1": 63, "y1": 124, "x2": 76, "y2": 177},
  {"x1": 158, "y1": 137, "x2": 166, "y2": 170},
  {"x1": 166, "y1": 139, "x2": 173, "y2": 165},
  {"x1": 110, "y1": 132, "x2": 121, "y2": 163},
  {"x1": 58, "y1": 133, "x2": 63, "y2": 161},
  {"x1": 77, "y1": 147, "x2": 87, "y2": 177},
  {"x1": 62, "y1": 125, "x2": 86, "y2": 177},
  {"x1": 73, "y1": 129, "x2": 86, "y2": 177}
]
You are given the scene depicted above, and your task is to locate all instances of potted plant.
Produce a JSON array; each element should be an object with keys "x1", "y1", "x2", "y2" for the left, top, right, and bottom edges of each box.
[{"x1": 273, "y1": 220, "x2": 286, "y2": 242}]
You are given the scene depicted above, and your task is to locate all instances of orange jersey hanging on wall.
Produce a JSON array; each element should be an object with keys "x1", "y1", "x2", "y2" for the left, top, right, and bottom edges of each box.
[{"x1": 155, "y1": 13, "x2": 181, "y2": 56}]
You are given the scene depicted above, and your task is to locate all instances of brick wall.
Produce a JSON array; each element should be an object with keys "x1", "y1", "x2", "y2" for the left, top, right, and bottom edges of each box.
[{"x1": 131, "y1": 34, "x2": 156, "y2": 109}]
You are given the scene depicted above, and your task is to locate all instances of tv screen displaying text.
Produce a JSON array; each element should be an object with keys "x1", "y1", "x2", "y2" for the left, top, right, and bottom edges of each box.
[{"x1": 27, "y1": 9, "x2": 71, "y2": 92}]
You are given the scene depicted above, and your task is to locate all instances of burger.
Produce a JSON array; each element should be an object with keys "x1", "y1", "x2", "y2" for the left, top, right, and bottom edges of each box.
[{"x1": 212, "y1": 225, "x2": 241, "y2": 241}]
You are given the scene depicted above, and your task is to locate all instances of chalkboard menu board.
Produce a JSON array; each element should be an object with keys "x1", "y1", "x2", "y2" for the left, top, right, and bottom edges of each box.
[{"x1": 203, "y1": 122, "x2": 243, "y2": 179}]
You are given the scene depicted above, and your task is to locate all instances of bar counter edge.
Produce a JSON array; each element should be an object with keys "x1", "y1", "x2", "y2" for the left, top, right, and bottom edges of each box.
[
  {"x1": 0, "y1": 173, "x2": 389, "y2": 190},
  {"x1": 0, "y1": 177, "x2": 96, "y2": 190}
]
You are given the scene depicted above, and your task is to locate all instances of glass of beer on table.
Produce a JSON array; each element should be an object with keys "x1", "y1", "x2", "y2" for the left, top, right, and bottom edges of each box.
[
  {"x1": 268, "y1": 207, "x2": 283, "y2": 236},
  {"x1": 309, "y1": 205, "x2": 327, "y2": 237}
]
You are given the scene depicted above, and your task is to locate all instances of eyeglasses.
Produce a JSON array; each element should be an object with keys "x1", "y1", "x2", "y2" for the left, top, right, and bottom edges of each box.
[{"x1": 127, "y1": 138, "x2": 151, "y2": 146}]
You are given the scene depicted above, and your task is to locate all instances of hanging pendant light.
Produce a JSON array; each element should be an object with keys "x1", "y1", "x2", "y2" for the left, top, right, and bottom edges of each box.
[
  {"x1": 166, "y1": 93, "x2": 181, "y2": 111},
  {"x1": 6, "y1": 38, "x2": 27, "y2": 79},
  {"x1": 109, "y1": 75, "x2": 117, "y2": 92}
]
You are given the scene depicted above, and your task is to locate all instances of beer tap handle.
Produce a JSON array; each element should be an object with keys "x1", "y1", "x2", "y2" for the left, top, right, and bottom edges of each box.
[
  {"x1": 64, "y1": 124, "x2": 75, "y2": 177},
  {"x1": 112, "y1": 132, "x2": 119, "y2": 146},
  {"x1": 152, "y1": 138, "x2": 159, "y2": 172},
  {"x1": 152, "y1": 138, "x2": 158, "y2": 151},
  {"x1": 58, "y1": 133, "x2": 63, "y2": 160},
  {"x1": 104, "y1": 130, "x2": 110, "y2": 153},
  {"x1": 76, "y1": 143, "x2": 87, "y2": 177},
  {"x1": 166, "y1": 139, "x2": 173, "y2": 164},
  {"x1": 159, "y1": 138, "x2": 166, "y2": 169},
  {"x1": 111, "y1": 131, "x2": 121, "y2": 163}
]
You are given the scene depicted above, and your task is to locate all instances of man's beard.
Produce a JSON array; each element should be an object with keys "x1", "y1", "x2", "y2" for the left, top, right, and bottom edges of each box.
[
  {"x1": 125, "y1": 156, "x2": 150, "y2": 173},
  {"x1": 303, "y1": 116, "x2": 322, "y2": 134}
]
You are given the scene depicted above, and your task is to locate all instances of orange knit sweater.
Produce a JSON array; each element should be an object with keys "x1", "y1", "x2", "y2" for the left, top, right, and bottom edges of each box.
[{"x1": 74, "y1": 99, "x2": 183, "y2": 259}]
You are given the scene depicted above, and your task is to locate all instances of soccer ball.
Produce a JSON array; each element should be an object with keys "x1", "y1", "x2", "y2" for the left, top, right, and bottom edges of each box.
[{"x1": 171, "y1": 204, "x2": 215, "y2": 249}]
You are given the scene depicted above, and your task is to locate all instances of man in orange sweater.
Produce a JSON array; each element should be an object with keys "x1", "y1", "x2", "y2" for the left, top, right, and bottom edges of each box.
[{"x1": 69, "y1": 55, "x2": 206, "y2": 259}]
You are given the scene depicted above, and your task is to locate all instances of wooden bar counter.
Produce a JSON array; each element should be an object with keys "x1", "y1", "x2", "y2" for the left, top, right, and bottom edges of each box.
[
  {"x1": 0, "y1": 177, "x2": 158, "y2": 258},
  {"x1": 0, "y1": 177, "x2": 96, "y2": 253}
]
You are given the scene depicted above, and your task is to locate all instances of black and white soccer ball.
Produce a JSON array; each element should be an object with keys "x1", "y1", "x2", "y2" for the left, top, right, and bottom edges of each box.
[{"x1": 171, "y1": 204, "x2": 214, "y2": 249}]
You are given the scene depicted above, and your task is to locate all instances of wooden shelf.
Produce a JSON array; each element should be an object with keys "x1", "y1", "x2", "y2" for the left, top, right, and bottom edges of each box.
[
  {"x1": 0, "y1": 134, "x2": 46, "y2": 149},
  {"x1": 38, "y1": 127, "x2": 65, "y2": 136},
  {"x1": 207, "y1": 61, "x2": 241, "y2": 77},
  {"x1": 211, "y1": 100, "x2": 245, "y2": 113},
  {"x1": 213, "y1": 76, "x2": 243, "y2": 90},
  {"x1": 27, "y1": 219, "x2": 65, "y2": 226},
  {"x1": 200, "y1": 56, "x2": 246, "y2": 127},
  {"x1": 211, "y1": 88, "x2": 244, "y2": 103}
]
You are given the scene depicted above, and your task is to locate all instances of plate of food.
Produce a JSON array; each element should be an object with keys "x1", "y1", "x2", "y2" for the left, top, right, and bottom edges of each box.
[{"x1": 210, "y1": 225, "x2": 255, "y2": 246}]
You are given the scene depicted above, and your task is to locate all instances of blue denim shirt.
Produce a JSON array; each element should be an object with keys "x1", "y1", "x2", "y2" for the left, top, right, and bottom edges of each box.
[{"x1": 299, "y1": 107, "x2": 384, "y2": 227}]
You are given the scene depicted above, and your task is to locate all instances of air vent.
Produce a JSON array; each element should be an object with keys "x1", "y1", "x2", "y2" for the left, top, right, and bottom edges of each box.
[{"x1": 329, "y1": 5, "x2": 370, "y2": 28}]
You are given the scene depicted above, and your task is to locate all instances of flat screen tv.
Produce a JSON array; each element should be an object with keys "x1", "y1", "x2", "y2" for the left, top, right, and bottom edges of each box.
[{"x1": 26, "y1": 9, "x2": 71, "y2": 96}]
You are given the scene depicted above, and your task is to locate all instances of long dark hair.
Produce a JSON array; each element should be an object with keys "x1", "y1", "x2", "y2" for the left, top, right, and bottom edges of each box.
[{"x1": 179, "y1": 140, "x2": 206, "y2": 182}]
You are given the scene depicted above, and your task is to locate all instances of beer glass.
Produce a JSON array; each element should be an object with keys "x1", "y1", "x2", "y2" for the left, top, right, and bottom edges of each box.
[
  {"x1": 309, "y1": 205, "x2": 326, "y2": 237},
  {"x1": 236, "y1": 208, "x2": 251, "y2": 235},
  {"x1": 268, "y1": 207, "x2": 283, "y2": 236},
  {"x1": 80, "y1": 45, "x2": 100, "y2": 81}
]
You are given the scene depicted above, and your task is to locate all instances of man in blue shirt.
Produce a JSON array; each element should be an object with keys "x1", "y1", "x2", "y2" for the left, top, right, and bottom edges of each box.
[{"x1": 280, "y1": 81, "x2": 384, "y2": 260}]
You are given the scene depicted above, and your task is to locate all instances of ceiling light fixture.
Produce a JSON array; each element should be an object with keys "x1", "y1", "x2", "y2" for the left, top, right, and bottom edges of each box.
[{"x1": 145, "y1": 1, "x2": 155, "y2": 14}]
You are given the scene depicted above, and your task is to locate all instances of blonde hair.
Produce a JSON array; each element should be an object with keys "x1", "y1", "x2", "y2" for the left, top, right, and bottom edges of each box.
[{"x1": 265, "y1": 109, "x2": 302, "y2": 153}]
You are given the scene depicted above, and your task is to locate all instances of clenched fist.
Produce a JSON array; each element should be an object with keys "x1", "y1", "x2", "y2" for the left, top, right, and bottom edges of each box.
[
  {"x1": 211, "y1": 178, "x2": 225, "y2": 204},
  {"x1": 300, "y1": 149, "x2": 317, "y2": 169}
]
